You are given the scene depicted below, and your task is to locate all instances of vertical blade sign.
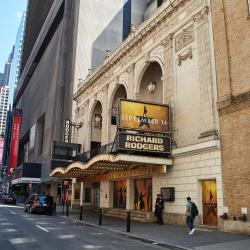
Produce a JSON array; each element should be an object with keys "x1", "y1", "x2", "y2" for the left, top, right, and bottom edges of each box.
[{"x1": 8, "y1": 109, "x2": 22, "y2": 176}]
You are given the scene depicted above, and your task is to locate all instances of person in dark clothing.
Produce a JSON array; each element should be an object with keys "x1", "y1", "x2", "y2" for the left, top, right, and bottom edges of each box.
[
  {"x1": 154, "y1": 194, "x2": 164, "y2": 225},
  {"x1": 139, "y1": 192, "x2": 146, "y2": 210}
]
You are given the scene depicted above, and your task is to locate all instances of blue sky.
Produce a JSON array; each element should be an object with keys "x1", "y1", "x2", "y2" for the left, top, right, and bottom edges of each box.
[{"x1": 0, "y1": 0, "x2": 27, "y2": 71}]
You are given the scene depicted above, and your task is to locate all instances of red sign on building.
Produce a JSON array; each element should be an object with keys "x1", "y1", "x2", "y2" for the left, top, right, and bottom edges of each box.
[{"x1": 8, "y1": 109, "x2": 22, "y2": 176}]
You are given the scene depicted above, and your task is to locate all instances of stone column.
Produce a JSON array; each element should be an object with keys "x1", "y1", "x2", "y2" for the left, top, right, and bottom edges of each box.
[
  {"x1": 71, "y1": 181, "x2": 75, "y2": 209},
  {"x1": 80, "y1": 182, "x2": 83, "y2": 206},
  {"x1": 101, "y1": 86, "x2": 109, "y2": 145},
  {"x1": 86, "y1": 122, "x2": 92, "y2": 151},
  {"x1": 126, "y1": 63, "x2": 135, "y2": 99},
  {"x1": 162, "y1": 33, "x2": 176, "y2": 144},
  {"x1": 194, "y1": 7, "x2": 217, "y2": 140},
  {"x1": 109, "y1": 181, "x2": 114, "y2": 208},
  {"x1": 126, "y1": 178, "x2": 134, "y2": 210}
]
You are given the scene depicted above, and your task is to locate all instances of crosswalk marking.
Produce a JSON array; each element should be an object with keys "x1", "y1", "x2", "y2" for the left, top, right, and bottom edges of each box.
[
  {"x1": 9, "y1": 238, "x2": 36, "y2": 244},
  {"x1": 36, "y1": 225, "x2": 49, "y2": 232}
]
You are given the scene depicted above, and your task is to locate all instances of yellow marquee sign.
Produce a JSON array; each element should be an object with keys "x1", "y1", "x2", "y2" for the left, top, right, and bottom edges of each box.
[{"x1": 119, "y1": 99, "x2": 170, "y2": 133}]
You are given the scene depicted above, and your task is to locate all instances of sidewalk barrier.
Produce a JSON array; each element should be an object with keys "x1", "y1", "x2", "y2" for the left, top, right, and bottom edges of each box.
[
  {"x1": 62, "y1": 203, "x2": 65, "y2": 215},
  {"x1": 66, "y1": 204, "x2": 69, "y2": 217},
  {"x1": 99, "y1": 208, "x2": 102, "y2": 226},
  {"x1": 53, "y1": 202, "x2": 56, "y2": 214},
  {"x1": 79, "y1": 205, "x2": 83, "y2": 220},
  {"x1": 127, "y1": 210, "x2": 130, "y2": 232}
]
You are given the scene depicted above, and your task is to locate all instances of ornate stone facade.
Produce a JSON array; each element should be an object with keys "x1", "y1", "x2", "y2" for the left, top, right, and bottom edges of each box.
[{"x1": 71, "y1": 0, "x2": 224, "y2": 230}]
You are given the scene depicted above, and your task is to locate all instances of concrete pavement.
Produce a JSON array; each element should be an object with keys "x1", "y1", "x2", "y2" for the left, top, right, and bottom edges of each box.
[
  {"x1": 55, "y1": 206, "x2": 250, "y2": 250},
  {"x1": 0, "y1": 204, "x2": 170, "y2": 250}
]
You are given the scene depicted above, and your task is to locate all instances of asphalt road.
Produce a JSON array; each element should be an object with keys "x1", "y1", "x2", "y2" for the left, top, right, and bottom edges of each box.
[{"x1": 0, "y1": 204, "x2": 171, "y2": 250}]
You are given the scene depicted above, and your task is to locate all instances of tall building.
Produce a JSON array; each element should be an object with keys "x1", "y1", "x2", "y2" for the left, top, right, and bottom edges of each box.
[
  {"x1": 0, "y1": 47, "x2": 14, "y2": 87},
  {"x1": 10, "y1": 0, "x2": 147, "y2": 200},
  {"x1": 0, "y1": 48, "x2": 14, "y2": 137},
  {"x1": 8, "y1": 11, "x2": 26, "y2": 107},
  {"x1": 0, "y1": 73, "x2": 4, "y2": 85},
  {"x1": 0, "y1": 86, "x2": 9, "y2": 136}
]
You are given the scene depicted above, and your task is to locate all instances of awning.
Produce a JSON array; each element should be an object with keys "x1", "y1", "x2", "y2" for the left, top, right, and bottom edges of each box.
[
  {"x1": 50, "y1": 153, "x2": 173, "y2": 178},
  {"x1": 12, "y1": 177, "x2": 41, "y2": 185}
]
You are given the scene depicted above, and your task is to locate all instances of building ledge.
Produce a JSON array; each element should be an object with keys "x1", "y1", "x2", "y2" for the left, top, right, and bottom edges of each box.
[{"x1": 172, "y1": 140, "x2": 220, "y2": 157}]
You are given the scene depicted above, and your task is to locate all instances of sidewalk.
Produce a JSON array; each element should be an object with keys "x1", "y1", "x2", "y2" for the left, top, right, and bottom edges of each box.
[{"x1": 55, "y1": 206, "x2": 250, "y2": 250}]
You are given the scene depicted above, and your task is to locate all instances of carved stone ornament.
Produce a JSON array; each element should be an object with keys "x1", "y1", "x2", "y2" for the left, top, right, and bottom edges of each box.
[
  {"x1": 130, "y1": 23, "x2": 137, "y2": 33},
  {"x1": 192, "y1": 6, "x2": 209, "y2": 23},
  {"x1": 161, "y1": 33, "x2": 174, "y2": 49},
  {"x1": 178, "y1": 47, "x2": 193, "y2": 66},
  {"x1": 175, "y1": 26, "x2": 194, "y2": 52},
  {"x1": 126, "y1": 63, "x2": 135, "y2": 73},
  {"x1": 143, "y1": 52, "x2": 150, "y2": 64},
  {"x1": 102, "y1": 84, "x2": 108, "y2": 93}
]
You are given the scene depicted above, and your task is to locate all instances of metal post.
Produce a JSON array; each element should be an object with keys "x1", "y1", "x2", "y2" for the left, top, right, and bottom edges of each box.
[
  {"x1": 62, "y1": 203, "x2": 65, "y2": 215},
  {"x1": 127, "y1": 211, "x2": 130, "y2": 232},
  {"x1": 53, "y1": 202, "x2": 56, "y2": 214},
  {"x1": 79, "y1": 205, "x2": 83, "y2": 220},
  {"x1": 99, "y1": 208, "x2": 102, "y2": 226},
  {"x1": 66, "y1": 202, "x2": 69, "y2": 217}
]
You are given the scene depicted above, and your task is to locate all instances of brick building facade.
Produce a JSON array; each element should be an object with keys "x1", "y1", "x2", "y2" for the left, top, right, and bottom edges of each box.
[{"x1": 211, "y1": 0, "x2": 250, "y2": 233}]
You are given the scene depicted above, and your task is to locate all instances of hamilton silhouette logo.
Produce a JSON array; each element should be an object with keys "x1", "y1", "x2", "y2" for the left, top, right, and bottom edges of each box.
[
  {"x1": 136, "y1": 105, "x2": 154, "y2": 129},
  {"x1": 207, "y1": 189, "x2": 217, "y2": 217}
]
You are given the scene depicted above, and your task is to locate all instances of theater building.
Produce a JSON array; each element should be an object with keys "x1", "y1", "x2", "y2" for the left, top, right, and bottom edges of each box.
[{"x1": 52, "y1": 0, "x2": 223, "y2": 227}]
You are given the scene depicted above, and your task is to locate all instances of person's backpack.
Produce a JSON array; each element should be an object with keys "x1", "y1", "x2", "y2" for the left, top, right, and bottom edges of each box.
[{"x1": 191, "y1": 202, "x2": 199, "y2": 217}]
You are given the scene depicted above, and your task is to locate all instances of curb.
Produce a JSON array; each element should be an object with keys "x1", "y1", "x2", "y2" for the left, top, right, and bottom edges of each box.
[{"x1": 57, "y1": 214, "x2": 192, "y2": 250}]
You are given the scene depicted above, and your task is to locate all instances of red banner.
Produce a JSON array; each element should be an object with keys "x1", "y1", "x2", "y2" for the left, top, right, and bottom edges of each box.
[{"x1": 8, "y1": 109, "x2": 22, "y2": 176}]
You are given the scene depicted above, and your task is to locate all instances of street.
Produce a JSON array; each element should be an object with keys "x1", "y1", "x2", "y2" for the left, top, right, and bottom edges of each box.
[{"x1": 0, "y1": 204, "x2": 170, "y2": 250}]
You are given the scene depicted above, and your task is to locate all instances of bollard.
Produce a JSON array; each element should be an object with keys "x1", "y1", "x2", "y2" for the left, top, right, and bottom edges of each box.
[
  {"x1": 53, "y1": 202, "x2": 57, "y2": 214},
  {"x1": 62, "y1": 203, "x2": 65, "y2": 215},
  {"x1": 99, "y1": 208, "x2": 102, "y2": 226},
  {"x1": 79, "y1": 205, "x2": 83, "y2": 220},
  {"x1": 127, "y1": 210, "x2": 130, "y2": 232},
  {"x1": 66, "y1": 203, "x2": 69, "y2": 217}
]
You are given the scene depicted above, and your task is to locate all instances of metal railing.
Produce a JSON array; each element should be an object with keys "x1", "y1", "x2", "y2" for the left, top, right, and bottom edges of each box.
[{"x1": 74, "y1": 141, "x2": 118, "y2": 163}]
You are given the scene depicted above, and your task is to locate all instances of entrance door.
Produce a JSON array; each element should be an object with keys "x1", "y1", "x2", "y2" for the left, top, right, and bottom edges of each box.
[
  {"x1": 134, "y1": 178, "x2": 152, "y2": 211},
  {"x1": 113, "y1": 181, "x2": 126, "y2": 209},
  {"x1": 202, "y1": 180, "x2": 217, "y2": 226},
  {"x1": 93, "y1": 183, "x2": 100, "y2": 210}
]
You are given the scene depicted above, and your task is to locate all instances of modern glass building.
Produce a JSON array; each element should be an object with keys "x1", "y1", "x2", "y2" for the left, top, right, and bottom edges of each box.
[{"x1": 8, "y1": 11, "x2": 26, "y2": 107}]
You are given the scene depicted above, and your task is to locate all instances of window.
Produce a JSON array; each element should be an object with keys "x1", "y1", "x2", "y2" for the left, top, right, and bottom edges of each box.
[
  {"x1": 111, "y1": 107, "x2": 117, "y2": 125},
  {"x1": 157, "y1": 0, "x2": 163, "y2": 7}
]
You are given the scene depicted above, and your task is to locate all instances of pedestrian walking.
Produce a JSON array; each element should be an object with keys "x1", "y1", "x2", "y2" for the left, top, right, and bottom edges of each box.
[
  {"x1": 154, "y1": 194, "x2": 164, "y2": 225},
  {"x1": 185, "y1": 196, "x2": 198, "y2": 235}
]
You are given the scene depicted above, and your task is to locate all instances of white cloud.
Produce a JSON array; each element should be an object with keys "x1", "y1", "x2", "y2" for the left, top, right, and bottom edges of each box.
[{"x1": 16, "y1": 11, "x2": 22, "y2": 22}]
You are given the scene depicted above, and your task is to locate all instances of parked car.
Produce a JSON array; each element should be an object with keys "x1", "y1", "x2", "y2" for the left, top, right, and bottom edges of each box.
[
  {"x1": 24, "y1": 194, "x2": 54, "y2": 215},
  {"x1": 0, "y1": 192, "x2": 7, "y2": 202},
  {"x1": 1, "y1": 193, "x2": 17, "y2": 204}
]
